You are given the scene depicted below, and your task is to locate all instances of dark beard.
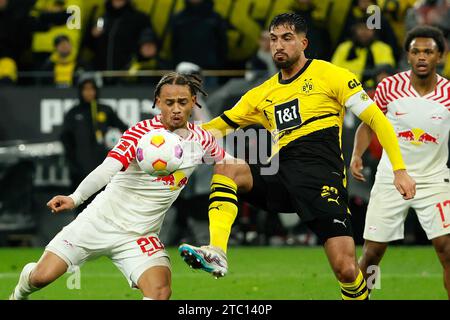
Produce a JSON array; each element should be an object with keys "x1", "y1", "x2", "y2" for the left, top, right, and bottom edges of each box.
[{"x1": 274, "y1": 57, "x2": 296, "y2": 70}]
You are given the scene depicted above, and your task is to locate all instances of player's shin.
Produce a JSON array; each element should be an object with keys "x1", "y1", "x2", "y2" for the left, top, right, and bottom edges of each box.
[
  {"x1": 339, "y1": 270, "x2": 369, "y2": 300},
  {"x1": 11, "y1": 262, "x2": 39, "y2": 300},
  {"x1": 208, "y1": 174, "x2": 238, "y2": 253}
]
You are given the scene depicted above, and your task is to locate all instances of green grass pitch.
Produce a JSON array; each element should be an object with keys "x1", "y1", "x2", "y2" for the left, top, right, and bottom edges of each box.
[{"x1": 0, "y1": 246, "x2": 446, "y2": 300}]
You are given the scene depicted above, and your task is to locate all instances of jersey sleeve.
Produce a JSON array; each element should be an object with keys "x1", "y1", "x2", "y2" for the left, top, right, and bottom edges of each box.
[
  {"x1": 69, "y1": 157, "x2": 123, "y2": 207},
  {"x1": 373, "y1": 79, "x2": 389, "y2": 114},
  {"x1": 201, "y1": 129, "x2": 226, "y2": 164},
  {"x1": 221, "y1": 88, "x2": 261, "y2": 129},
  {"x1": 201, "y1": 89, "x2": 261, "y2": 137},
  {"x1": 107, "y1": 126, "x2": 139, "y2": 170},
  {"x1": 327, "y1": 66, "x2": 365, "y2": 106}
]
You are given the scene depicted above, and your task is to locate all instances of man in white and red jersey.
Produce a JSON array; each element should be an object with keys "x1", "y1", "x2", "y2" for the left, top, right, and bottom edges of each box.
[
  {"x1": 9, "y1": 72, "x2": 225, "y2": 300},
  {"x1": 351, "y1": 26, "x2": 450, "y2": 298}
]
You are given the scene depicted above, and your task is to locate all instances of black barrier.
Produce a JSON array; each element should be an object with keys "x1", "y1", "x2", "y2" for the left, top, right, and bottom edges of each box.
[{"x1": 0, "y1": 87, "x2": 160, "y2": 142}]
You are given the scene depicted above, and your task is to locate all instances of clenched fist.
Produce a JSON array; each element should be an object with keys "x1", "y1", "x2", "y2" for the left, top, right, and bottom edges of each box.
[{"x1": 46, "y1": 195, "x2": 75, "y2": 214}]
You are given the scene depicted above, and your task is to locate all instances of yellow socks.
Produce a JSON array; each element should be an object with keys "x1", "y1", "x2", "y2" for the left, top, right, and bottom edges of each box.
[
  {"x1": 208, "y1": 174, "x2": 238, "y2": 253},
  {"x1": 339, "y1": 270, "x2": 369, "y2": 300}
]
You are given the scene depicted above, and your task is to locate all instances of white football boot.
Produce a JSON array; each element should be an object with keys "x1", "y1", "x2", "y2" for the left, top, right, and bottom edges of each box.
[{"x1": 178, "y1": 244, "x2": 228, "y2": 278}]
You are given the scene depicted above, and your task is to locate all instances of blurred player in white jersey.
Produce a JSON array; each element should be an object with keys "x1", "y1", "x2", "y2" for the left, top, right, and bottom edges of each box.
[
  {"x1": 351, "y1": 26, "x2": 450, "y2": 298},
  {"x1": 9, "y1": 72, "x2": 225, "y2": 300}
]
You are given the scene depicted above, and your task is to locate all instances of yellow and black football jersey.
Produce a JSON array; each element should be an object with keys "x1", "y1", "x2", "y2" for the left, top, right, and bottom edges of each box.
[{"x1": 203, "y1": 59, "x2": 365, "y2": 155}]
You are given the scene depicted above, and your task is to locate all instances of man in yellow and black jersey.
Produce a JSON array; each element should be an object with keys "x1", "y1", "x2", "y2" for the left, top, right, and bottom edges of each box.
[
  {"x1": 208, "y1": 57, "x2": 371, "y2": 155},
  {"x1": 178, "y1": 13, "x2": 416, "y2": 300}
]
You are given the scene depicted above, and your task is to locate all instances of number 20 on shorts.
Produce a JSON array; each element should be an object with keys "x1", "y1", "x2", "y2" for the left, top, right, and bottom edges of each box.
[{"x1": 137, "y1": 236, "x2": 165, "y2": 256}]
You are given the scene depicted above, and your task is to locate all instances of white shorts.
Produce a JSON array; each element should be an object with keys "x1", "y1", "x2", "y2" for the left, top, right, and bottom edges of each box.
[
  {"x1": 46, "y1": 213, "x2": 171, "y2": 288},
  {"x1": 364, "y1": 182, "x2": 450, "y2": 242}
]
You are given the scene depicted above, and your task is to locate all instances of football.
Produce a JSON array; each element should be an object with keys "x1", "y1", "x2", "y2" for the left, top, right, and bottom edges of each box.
[{"x1": 136, "y1": 129, "x2": 184, "y2": 176}]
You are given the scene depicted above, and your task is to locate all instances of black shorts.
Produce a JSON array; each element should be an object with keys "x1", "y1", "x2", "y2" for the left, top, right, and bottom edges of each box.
[{"x1": 240, "y1": 126, "x2": 353, "y2": 242}]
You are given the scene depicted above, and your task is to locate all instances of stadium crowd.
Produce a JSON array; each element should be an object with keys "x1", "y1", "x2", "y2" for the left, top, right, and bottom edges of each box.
[{"x1": 0, "y1": 0, "x2": 448, "y2": 86}]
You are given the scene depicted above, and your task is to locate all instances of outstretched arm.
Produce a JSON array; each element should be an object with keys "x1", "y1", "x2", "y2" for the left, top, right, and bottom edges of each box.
[
  {"x1": 357, "y1": 103, "x2": 404, "y2": 171},
  {"x1": 201, "y1": 115, "x2": 236, "y2": 138},
  {"x1": 201, "y1": 91, "x2": 260, "y2": 138},
  {"x1": 47, "y1": 157, "x2": 123, "y2": 213},
  {"x1": 351, "y1": 102, "x2": 416, "y2": 199},
  {"x1": 327, "y1": 65, "x2": 414, "y2": 198},
  {"x1": 350, "y1": 122, "x2": 373, "y2": 182}
]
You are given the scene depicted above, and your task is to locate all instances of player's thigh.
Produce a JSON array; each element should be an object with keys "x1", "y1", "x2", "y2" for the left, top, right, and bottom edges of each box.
[
  {"x1": 363, "y1": 183, "x2": 410, "y2": 242},
  {"x1": 239, "y1": 163, "x2": 294, "y2": 213},
  {"x1": 324, "y1": 236, "x2": 356, "y2": 261},
  {"x1": 137, "y1": 265, "x2": 172, "y2": 299},
  {"x1": 214, "y1": 159, "x2": 253, "y2": 192},
  {"x1": 111, "y1": 232, "x2": 171, "y2": 290},
  {"x1": 414, "y1": 186, "x2": 450, "y2": 240},
  {"x1": 45, "y1": 216, "x2": 95, "y2": 269},
  {"x1": 305, "y1": 211, "x2": 354, "y2": 244}
]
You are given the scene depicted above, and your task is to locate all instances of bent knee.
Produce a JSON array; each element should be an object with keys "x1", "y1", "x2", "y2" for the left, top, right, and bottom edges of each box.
[
  {"x1": 434, "y1": 238, "x2": 450, "y2": 265},
  {"x1": 158, "y1": 285, "x2": 172, "y2": 300},
  {"x1": 213, "y1": 163, "x2": 252, "y2": 192},
  {"x1": 363, "y1": 247, "x2": 385, "y2": 263},
  {"x1": 335, "y1": 263, "x2": 358, "y2": 284},
  {"x1": 213, "y1": 163, "x2": 236, "y2": 178},
  {"x1": 435, "y1": 241, "x2": 450, "y2": 255},
  {"x1": 145, "y1": 285, "x2": 171, "y2": 300}
]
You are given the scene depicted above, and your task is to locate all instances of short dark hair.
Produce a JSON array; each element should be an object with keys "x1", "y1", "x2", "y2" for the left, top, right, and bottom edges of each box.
[
  {"x1": 153, "y1": 72, "x2": 207, "y2": 108},
  {"x1": 404, "y1": 25, "x2": 446, "y2": 53},
  {"x1": 269, "y1": 13, "x2": 307, "y2": 35}
]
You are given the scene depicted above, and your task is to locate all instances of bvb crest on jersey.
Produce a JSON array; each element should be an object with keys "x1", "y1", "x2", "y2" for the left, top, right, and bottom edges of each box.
[
  {"x1": 302, "y1": 78, "x2": 314, "y2": 94},
  {"x1": 360, "y1": 92, "x2": 369, "y2": 101}
]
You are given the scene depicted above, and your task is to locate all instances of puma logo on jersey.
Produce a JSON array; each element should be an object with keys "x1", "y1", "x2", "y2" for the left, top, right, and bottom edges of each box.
[{"x1": 333, "y1": 218, "x2": 347, "y2": 228}]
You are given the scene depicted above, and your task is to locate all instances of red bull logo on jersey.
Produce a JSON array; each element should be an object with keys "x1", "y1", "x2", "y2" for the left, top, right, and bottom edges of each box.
[
  {"x1": 153, "y1": 170, "x2": 188, "y2": 190},
  {"x1": 397, "y1": 128, "x2": 439, "y2": 145}
]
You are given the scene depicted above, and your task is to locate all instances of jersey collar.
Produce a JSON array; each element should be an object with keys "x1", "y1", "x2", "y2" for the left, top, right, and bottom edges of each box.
[
  {"x1": 278, "y1": 59, "x2": 313, "y2": 85},
  {"x1": 153, "y1": 114, "x2": 168, "y2": 129}
]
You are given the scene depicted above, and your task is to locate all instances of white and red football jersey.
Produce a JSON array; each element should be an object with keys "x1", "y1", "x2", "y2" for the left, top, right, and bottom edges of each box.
[
  {"x1": 374, "y1": 71, "x2": 450, "y2": 183},
  {"x1": 80, "y1": 115, "x2": 225, "y2": 234}
]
